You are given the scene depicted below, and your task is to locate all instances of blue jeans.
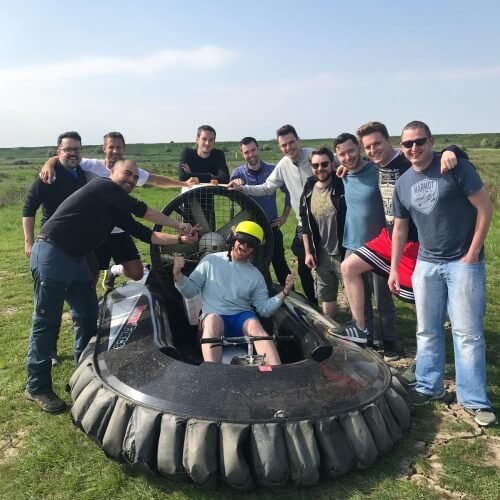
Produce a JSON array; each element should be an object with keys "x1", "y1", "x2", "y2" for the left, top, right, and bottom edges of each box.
[
  {"x1": 412, "y1": 259, "x2": 490, "y2": 409},
  {"x1": 27, "y1": 240, "x2": 98, "y2": 394}
]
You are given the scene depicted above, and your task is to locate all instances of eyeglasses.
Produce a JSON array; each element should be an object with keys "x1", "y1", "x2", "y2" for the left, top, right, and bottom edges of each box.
[
  {"x1": 235, "y1": 233, "x2": 260, "y2": 249},
  {"x1": 310, "y1": 161, "x2": 331, "y2": 169},
  {"x1": 401, "y1": 137, "x2": 428, "y2": 149},
  {"x1": 59, "y1": 147, "x2": 82, "y2": 154}
]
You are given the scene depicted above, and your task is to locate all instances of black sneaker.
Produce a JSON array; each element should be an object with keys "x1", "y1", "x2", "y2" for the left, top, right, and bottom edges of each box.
[
  {"x1": 102, "y1": 266, "x2": 116, "y2": 291},
  {"x1": 331, "y1": 320, "x2": 368, "y2": 345},
  {"x1": 400, "y1": 363, "x2": 417, "y2": 386},
  {"x1": 383, "y1": 341, "x2": 400, "y2": 361},
  {"x1": 410, "y1": 389, "x2": 454, "y2": 406},
  {"x1": 24, "y1": 389, "x2": 66, "y2": 413},
  {"x1": 464, "y1": 407, "x2": 498, "y2": 427}
]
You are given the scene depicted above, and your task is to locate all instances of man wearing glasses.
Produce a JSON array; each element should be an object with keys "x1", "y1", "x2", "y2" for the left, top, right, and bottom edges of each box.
[
  {"x1": 389, "y1": 121, "x2": 496, "y2": 427},
  {"x1": 39, "y1": 132, "x2": 198, "y2": 290},
  {"x1": 173, "y1": 221, "x2": 295, "y2": 365},
  {"x1": 337, "y1": 122, "x2": 464, "y2": 346},
  {"x1": 23, "y1": 131, "x2": 89, "y2": 366},
  {"x1": 299, "y1": 148, "x2": 347, "y2": 326}
]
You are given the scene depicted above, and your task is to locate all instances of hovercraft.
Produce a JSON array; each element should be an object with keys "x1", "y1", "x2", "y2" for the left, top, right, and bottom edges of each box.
[{"x1": 68, "y1": 186, "x2": 413, "y2": 490}]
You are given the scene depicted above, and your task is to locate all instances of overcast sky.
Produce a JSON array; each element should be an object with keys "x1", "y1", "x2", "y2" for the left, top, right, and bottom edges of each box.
[{"x1": 1, "y1": 0, "x2": 499, "y2": 147}]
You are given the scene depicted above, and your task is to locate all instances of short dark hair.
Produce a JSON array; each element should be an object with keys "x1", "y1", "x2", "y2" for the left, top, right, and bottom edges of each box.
[
  {"x1": 57, "y1": 131, "x2": 81, "y2": 147},
  {"x1": 103, "y1": 131, "x2": 126, "y2": 147},
  {"x1": 240, "y1": 136, "x2": 259, "y2": 148},
  {"x1": 309, "y1": 146, "x2": 335, "y2": 163},
  {"x1": 197, "y1": 125, "x2": 216, "y2": 138},
  {"x1": 401, "y1": 120, "x2": 432, "y2": 138},
  {"x1": 333, "y1": 132, "x2": 358, "y2": 149},
  {"x1": 357, "y1": 121, "x2": 389, "y2": 141},
  {"x1": 276, "y1": 124, "x2": 298, "y2": 139}
]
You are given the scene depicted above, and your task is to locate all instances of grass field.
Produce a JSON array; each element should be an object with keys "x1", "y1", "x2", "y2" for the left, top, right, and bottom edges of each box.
[{"x1": 0, "y1": 139, "x2": 499, "y2": 499}]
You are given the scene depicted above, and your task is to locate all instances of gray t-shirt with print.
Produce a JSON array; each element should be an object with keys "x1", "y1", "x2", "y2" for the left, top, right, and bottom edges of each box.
[{"x1": 393, "y1": 156, "x2": 483, "y2": 262}]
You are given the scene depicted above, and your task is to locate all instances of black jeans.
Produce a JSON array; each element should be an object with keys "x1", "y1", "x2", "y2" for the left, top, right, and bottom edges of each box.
[{"x1": 291, "y1": 226, "x2": 317, "y2": 305}]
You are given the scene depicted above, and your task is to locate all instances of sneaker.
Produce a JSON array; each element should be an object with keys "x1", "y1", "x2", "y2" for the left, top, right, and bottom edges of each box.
[
  {"x1": 383, "y1": 341, "x2": 400, "y2": 361},
  {"x1": 410, "y1": 389, "x2": 454, "y2": 406},
  {"x1": 331, "y1": 320, "x2": 368, "y2": 345},
  {"x1": 24, "y1": 389, "x2": 66, "y2": 413},
  {"x1": 464, "y1": 407, "x2": 498, "y2": 427},
  {"x1": 400, "y1": 363, "x2": 417, "y2": 386},
  {"x1": 102, "y1": 266, "x2": 116, "y2": 291}
]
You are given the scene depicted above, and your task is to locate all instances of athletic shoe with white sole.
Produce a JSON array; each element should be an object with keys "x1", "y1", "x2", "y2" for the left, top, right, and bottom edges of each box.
[
  {"x1": 330, "y1": 320, "x2": 368, "y2": 344},
  {"x1": 464, "y1": 407, "x2": 497, "y2": 427}
]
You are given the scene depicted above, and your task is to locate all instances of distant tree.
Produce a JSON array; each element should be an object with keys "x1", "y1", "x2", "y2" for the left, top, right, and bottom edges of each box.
[
  {"x1": 164, "y1": 147, "x2": 171, "y2": 153},
  {"x1": 492, "y1": 137, "x2": 500, "y2": 149},
  {"x1": 261, "y1": 144, "x2": 272, "y2": 152},
  {"x1": 480, "y1": 138, "x2": 490, "y2": 148},
  {"x1": 47, "y1": 149, "x2": 56, "y2": 157}
]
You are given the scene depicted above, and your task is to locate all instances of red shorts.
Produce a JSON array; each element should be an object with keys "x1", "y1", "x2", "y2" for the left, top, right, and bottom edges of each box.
[{"x1": 354, "y1": 228, "x2": 419, "y2": 303}]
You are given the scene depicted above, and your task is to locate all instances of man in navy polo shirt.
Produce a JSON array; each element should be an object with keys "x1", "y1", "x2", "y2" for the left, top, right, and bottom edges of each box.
[{"x1": 230, "y1": 137, "x2": 291, "y2": 286}]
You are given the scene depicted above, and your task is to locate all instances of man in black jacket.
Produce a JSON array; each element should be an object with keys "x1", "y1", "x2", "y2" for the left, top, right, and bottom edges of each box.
[
  {"x1": 300, "y1": 147, "x2": 347, "y2": 325},
  {"x1": 25, "y1": 159, "x2": 197, "y2": 414}
]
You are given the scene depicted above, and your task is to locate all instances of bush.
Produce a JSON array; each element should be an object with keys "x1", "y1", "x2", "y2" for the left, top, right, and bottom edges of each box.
[
  {"x1": 47, "y1": 149, "x2": 56, "y2": 157},
  {"x1": 491, "y1": 137, "x2": 500, "y2": 149},
  {"x1": 480, "y1": 138, "x2": 490, "y2": 148},
  {"x1": 261, "y1": 144, "x2": 272, "y2": 152}
]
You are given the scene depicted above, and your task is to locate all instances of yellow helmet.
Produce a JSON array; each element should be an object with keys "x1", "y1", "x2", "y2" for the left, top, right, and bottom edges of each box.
[{"x1": 233, "y1": 221, "x2": 264, "y2": 244}]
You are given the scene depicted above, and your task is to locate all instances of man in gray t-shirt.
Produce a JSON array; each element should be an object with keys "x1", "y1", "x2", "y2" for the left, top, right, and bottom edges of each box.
[{"x1": 389, "y1": 120, "x2": 496, "y2": 427}]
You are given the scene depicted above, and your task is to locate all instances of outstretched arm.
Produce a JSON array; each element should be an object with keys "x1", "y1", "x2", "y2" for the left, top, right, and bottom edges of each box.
[{"x1": 146, "y1": 173, "x2": 199, "y2": 189}]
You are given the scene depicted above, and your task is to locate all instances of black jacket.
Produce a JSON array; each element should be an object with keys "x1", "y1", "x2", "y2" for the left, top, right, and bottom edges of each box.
[{"x1": 299, "y1": 175, "x2": 346, "y2": 260}]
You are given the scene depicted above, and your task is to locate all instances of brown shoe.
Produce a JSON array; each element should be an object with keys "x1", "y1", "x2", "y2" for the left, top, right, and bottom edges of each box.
[{"x1": 24, "y1": 389, "x2": 66, "y2": 413}]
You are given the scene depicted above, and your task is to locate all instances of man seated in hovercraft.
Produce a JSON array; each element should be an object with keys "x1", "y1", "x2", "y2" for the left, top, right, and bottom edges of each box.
[{"x1": 173, "y1": 221, "x2": 295, "y2": 365}]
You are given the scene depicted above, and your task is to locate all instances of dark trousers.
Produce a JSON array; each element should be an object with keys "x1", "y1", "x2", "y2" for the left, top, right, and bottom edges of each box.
[
  {"x1": 268, "y1": 227, "x2": 291, "y2": 286},
  {"x1": 27, "y1": 241, "x2": 97, "y2": 393},
  {"x1": 291, "y1": 226, "x2": 317, "y2": 305}
]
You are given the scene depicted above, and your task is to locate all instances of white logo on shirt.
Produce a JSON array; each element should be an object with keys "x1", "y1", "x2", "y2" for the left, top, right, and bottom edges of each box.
[{"x1": 411, "y1": 179, "x2": 439, "y2": 214}]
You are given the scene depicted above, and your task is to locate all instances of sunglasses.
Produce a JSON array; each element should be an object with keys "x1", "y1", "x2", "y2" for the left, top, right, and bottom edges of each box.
[
  {"x1": 401, "y1": 137, "x2": 428, "y2": 148},
  {"x1": 235, "y1": 233, "x2": 260, "y2": 249},
  {"x1": 311, "y1": 161, "x2": 331, "y2": 169}
]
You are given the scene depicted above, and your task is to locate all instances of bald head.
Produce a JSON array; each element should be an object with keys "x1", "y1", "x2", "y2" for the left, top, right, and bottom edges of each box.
[{"x1": 110, "y1": 159, "x2": 139, "y2": 193}]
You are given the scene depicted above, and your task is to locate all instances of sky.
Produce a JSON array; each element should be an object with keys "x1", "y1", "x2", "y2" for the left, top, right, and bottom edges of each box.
[{"x1": 1, "y1": 0, "x2": 499, "y2": 147}]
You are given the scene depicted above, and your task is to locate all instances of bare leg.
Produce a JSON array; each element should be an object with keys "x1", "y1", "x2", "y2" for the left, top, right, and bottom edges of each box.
[
  {"x1": 322, "y1": 301, "x2": 337, "y2": 319},
  {"x1": 341, "y1": 254, "x2": 375, "y2": 330},
  {"x1": 201, "y1": 314, "x2": 224, "y2": 363},
  {"x1": 243, "y1": 317, "x2": 281, "y2": 365}
]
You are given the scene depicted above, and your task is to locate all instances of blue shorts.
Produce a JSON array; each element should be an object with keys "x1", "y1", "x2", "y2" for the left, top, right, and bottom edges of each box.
[{"x1": 221, "y1": 311, "x2": 257, "y2": 337}]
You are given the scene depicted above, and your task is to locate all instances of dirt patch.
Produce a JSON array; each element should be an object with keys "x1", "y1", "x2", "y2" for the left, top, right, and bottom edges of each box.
[
  {"x1": 0, "y1": 428, "x2": 30, "y2": 464},
  {"x1": 0, "y1": 306, "x2": 18, "y2": 316}
]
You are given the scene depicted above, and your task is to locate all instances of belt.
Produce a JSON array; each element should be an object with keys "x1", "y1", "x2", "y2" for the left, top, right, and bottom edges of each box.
[{"x1": 36, "y1": 234, "x2": 55, "y2": 245}]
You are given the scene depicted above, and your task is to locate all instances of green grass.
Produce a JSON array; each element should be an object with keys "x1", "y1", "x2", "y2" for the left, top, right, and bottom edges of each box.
[{"x1": 0, "y1": 141, "x2": 499, "y2": 499}]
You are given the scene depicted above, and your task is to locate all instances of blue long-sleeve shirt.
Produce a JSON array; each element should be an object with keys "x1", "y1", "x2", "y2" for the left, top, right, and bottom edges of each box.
[
  {"x1": 231, "y1": 161, "x2": 291, "y2": 221},
  {"x1": 175, "y1": 252, "x2": 282, "y2": 319}
]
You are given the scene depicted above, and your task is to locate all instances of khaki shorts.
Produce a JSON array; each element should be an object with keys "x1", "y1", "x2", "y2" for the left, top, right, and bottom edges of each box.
[{"x1": 313, "y1": 249, "x2": 341, "y2": 302}]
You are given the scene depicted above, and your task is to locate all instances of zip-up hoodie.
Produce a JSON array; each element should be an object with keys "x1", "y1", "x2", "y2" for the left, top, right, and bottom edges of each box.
[{"x1": 299, "y1": 175, "x2": 346, "y2": 260}]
